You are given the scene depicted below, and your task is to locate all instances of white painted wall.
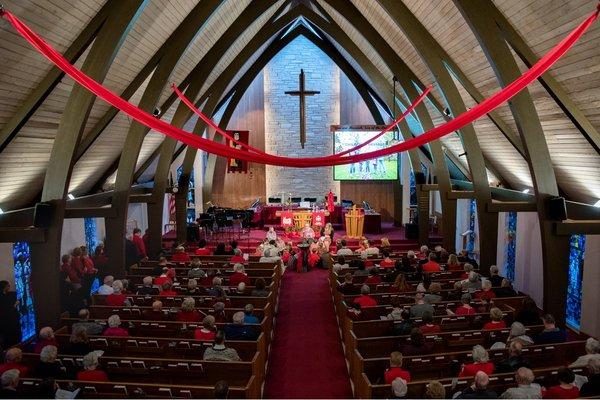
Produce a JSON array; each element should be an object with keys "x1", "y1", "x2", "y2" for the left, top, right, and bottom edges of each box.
[
  {"x1": 581, "y1": 234, "x2": 600, "y2": 338},
  {"x1": 514, "y1": 212, "x2": 544, "y2": 307},
  {"x1": 455, "y1": 199, "x2": 479, "y2": 259},
  {"x1": 127, "y1": 204, "x2": 148, "y2": 235},
  {"x1": 60, "y1": 219, "x2": 85, "y2": 256},
  {"x1": 496, "y1": 212, "x2": 508, "y2": 276},
  {"x1": 0, "y1": 243, "x2": 15, "y2": 287}
]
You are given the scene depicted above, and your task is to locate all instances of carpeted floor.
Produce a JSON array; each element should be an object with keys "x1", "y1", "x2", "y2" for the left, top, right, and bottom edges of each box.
[{"x1": 263, "y1": 269, "x2": 353, "y2": 399}]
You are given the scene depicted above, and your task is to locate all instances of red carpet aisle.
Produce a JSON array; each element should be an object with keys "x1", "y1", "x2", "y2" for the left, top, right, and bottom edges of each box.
[{"x1": 263, "y1": 269, "x2": 353, "y2": 398}]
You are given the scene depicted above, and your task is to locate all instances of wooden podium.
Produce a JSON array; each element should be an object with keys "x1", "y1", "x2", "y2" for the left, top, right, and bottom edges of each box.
[{"x1": 345, "y1": 205, "x2": 364, "y2": 238}]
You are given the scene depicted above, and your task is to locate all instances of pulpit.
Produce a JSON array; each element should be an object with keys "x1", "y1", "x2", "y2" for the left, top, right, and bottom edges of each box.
[{"x1": 344, "y1": 205, "x2": 364, "y2": 238}]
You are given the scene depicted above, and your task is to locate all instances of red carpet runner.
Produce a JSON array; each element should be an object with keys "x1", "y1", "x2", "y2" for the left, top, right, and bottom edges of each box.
[{"x1": 263, "y1": 269, "x2": 353, "y2": 398}]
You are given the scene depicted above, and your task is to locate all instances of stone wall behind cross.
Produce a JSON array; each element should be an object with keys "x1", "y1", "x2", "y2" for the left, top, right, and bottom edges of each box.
[{"x1": 264, "y1": 35, "x2": 340, "y2": 201}]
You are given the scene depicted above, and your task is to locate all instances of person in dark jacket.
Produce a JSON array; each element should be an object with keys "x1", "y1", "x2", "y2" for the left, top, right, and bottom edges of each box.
[
  {"x1": 398, "y1": 328, "x2": 433, "y2": 356},
  {"x1": 35, "y1": 346, "x2": 65, "y2": 379},
  {"x1": 533, "y1": 314, "x2": 566, "y2": 344},
  {"x1": 495, "y1": 341, "x2": 531, "y2": 373},
  {"x1": 515, "y1": 297, "x2": 541, "y2": 326},
  {"x1": 580, "y1": 358, "x2": 600, "y2": 397},
  {"x1": 0, "y1": 281, "x2": 21, "y2": 348},
  {"x1": 457, "y1": 371, "x2": 498, "y2": 399},
  {"x1": 224, "y1": 312, "x2": 259, "y2": 341}
]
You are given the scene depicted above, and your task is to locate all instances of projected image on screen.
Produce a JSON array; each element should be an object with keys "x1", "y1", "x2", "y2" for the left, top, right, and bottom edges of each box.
[{"x1": 333, "y1": 130, "x2": 398, "y2": 180}]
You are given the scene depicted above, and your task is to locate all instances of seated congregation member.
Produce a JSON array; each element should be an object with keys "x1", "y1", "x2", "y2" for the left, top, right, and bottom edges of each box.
[
  {"x1": 541, "y1": 367, "x2": 579, "y2": 399},
  {"x1": 410, "y1": 292, "x2": 434, "y2": 317},
  {"x1": 188, "y1": 259, "x2": 206, "y2": 279},
  {"x1": 352, "y1": 259, "x2": 369, "y2": 277},
  {"x1": 425, "y1": 380, "x2": 446, "y2": 399},
  {"x1": 489, "y1": 265, "x2": 504, "y2": 287},
  {"x1": 389, "y1": 274, "x2": 411, "y2": 293},
  {"x1": 105, "y1": 280, "x2": 128, "y2": 306},
  {"x1": 447, "y1": 280, "x2": 465, "y2": 301},
  {"x1": 212, "y1": 287, "x2": 231, "y2": 308},
  {"x1": 424, "y1": 282, "x2": 443, "y2": 303},
  {"x1": 336, "y1": 239, "x2": 354, "y2": 256},
  {"x1": 483, "y1": 307, "x2": 507, "y2": 330},
  {"x1": 392, "y1": 310, "x2": 414, "y2": 336},
  {"x1": 36, "y1": 346, "x2": 65, "y2": 379},
  {"x1": 384, "y1": 351, "x2": 411, "y2": 384},
  {"x1": 186, "y1": 278, "x2": 205, "y2": 296},
  {"x1": 354, "y1": 285, "x2": 377, "y2": 308},
  {"x1": 97, "y1": 275, "x2": 114, "y2": 295},
  {"x1": 391, "y1": 377, "x2": 408, "y2": 399},
  {"x1": 194, "y1": 239, "x2": 211, "y2": 255},
  {"x1": 461, "y1": 263, "x2": 474, "y2": 280},
  {"x1": 207, "y1": 277, "x2": 224, "y2": 297},
  {"x1": 455, "y1": 293, "x2": 476, "y2": 315},
  {"x1": 422, "y1": 253, "x2": 442, "y2": 272},
  {"x1": 332, "y1": 255, "x2": 349, "y2": 273},
  {"x1": 533, "y1": 314, "x2": 566, "y2": 344},
  {"x1": 171, "y1": 245, "x2": 191, "y2": 262},
  {"x1": 496, "y1": 341, "x2": 531, "y2": 373},
  {"x1": 34, "y1": 327, "x2": 58, "y2": 354},
  {"x1": 203, "y1": 331, "x2": 241, "y2": 361},
  {"x1": 460, "y1": 345, "x2": 495, "y2": 377},
  {"x1": 458, "y1": 249, "x2": 479, "y2": 269},
  {"x1": 225, "y1": 311, "x2": 259, "y2": 341},
  {"x1": 418, "y1": 245, "x2": 429, "y2": 263},
  {"x1": 419, "y1": 311, "x2": 441, "y2": 334},
  {"x1": 159, "y1": 281, "x2": 178, "y2": 297},
  {"x1": 177, "y1": 297, "x2": 203, "y2": 322},
  {"x1": 230, "y1": 248, "x2": 245, "y2": 264},
  {"x1": 447, "y1": 253, "x2": 462, "y2": 271},
  {"x1": 69, "y1": 326, "x2": 92, "y2": 355},
  {"x1": 494, "y1": 278, "x2": 518, "y2": 298},
  {"x1": 214, "y1": 380, "x2": 229, "y2": 399},
  {"x1": 251, "y1": 278, "x2": 269, "y2": 297},
  {"x1": 570, "y1": 337, "x2": 600, "y2": 367},
  {"x1": 385, "y1": 300, "x2": 404, "y2": 321},
  {"x1": 464, "y1": 271, "x2": 482, "y2": 293},
  {"x1": 212, "y1": 302, "x2": 227, "y2": 323},
  {"x1": 214, "y1": 242, "x2": 228, "y2": 256},
  {"x1": 243, "y1": 304, "x2": 259, "y2": 324},
  {"x1": 399, "y1": 328, "x2": 433, "y2": 356},
  {"x1": 229, "y1": 264, "x2": 250, "y2": 287},
  {"x1": 456, "y1": 371, "x2": 498, "y2": 399},
  {"x1": 143, "y1": 300, "x2": 169, "y2": 321},
  {"x1": 0, "y1": 349, "x2": 28, "y2": 377},
  {"x1": 338, "y1": 272, "x2": 360, "y2": 295},
  {"x1": 474, "y1": 280, "x2": 497, "y2": 301},
  {"x1": 0, "y1": 369, "x2": 20, "y2": 398},
  {"x1": 103, "y1": 315, "x2": 129, "y2": 337},
  {"x1": 154, "y1": 267, "x2": 176, "y2": 287},
  {"x1": 364, "y1": 268, "x2": 382, "y2": 284},
  {"x1": 360, "y1": 240, "x2": 379, "y2": 258},
  {"x1": 137, "y1": 276, "x2": 159, "y2": 296},
  {"x1": 515, "y1": 297, "x2": 542, "y2": 326},
  {"x1": 379, "y1": 250, "x2": 395, "y2": 269},
  {"x1": 76, "y1": 352, "x2": 109, "y2": 382},
  {"x1": 72, "y1": 308, "x2": 103, "y2": 336},
  {"x1": 152, "y1": 256, "x2": 169, "y2": 275},
  {"x1": 580, "y1": 358, "x2": 600, "y2": 397},
  {"x1": 195, "y1": 315, "x2": 217, "y2": 341},
  {"x1": 507, "y1": 321, "x2": 534, "y2": 346}
]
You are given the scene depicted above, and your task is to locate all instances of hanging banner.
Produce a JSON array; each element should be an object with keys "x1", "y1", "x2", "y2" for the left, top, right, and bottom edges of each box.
[
  {"x1": 280, "y1": 211, "x2": 294, "y2": 228},
  {"x1": 226, "y1": 130, "x2": 250, "y2": 173},
  {"x1": 312, "y1": 211, "x2": 326, "y2": 227}
]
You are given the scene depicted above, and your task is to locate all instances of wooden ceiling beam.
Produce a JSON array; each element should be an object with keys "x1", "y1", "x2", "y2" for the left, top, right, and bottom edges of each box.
[
  {"x1": 486, "y1": 201, "x2": 537, "y2": 213},
  {"x1": 0, "y1": 228, "x2": 46, "y2": 244},
  {"x1": 555, "y1": 220, "x2": 600, "y2": 236}
]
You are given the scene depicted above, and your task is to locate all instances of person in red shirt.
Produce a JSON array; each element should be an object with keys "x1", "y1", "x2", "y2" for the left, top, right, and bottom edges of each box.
[
  {"x1": 176, "y1": 297, "x2": 204, "y2": 322},
  {"x1": 171, "y1": 245, "x2": 191, "y2": 262},
  {"x1": 459, "y1": 345, "x2": 495, "y2": 377},
  {"x1": 353, "y1": 285, "x2": 377, "y2": 308},
  {"x1": 34, "y1": 327, "x2": 59, "y2": 354},
  {"x1": 0, "y1": 348, "x2": 28, "y2": 377},
  {"x1": 542, "y1": 367, "x2": 580, "y2": 399},
  {"x1": 194, "y1": 239, "x2": 211, "y2": 256},
  {"x1": 228, "y1": 264, "x2": 251, "y2": 287},
  {"x1": 194, "y1": 315, "x2": 217, "y2": 341},
  {"x1": 230, "y1": 248, "x2": 245, "y2": 264},
  {"x1": 105, "y1": 280, "x2": 127, "y2": 306},
  {"x1": 483, "y1": 307, "x2": 507, "y2": 330},
  {"x1": 379, "y1": 249, "x2": 395, "y2": 269},
  {"x1": 446, "y1": 253, "x2": 462, "y2": 271},
  {"x1": 92, "y1": 243, "x2": 109, "y2": 270},
  {"x1": 422, "y1": 253, "x2": 442, "y2": 272},
  {"x1": 307, "y1": 248, "x2": 320, "y2": 270},
  {"x1": 159, "y1": 281, "x2": 178, "y2": 297},
  {"x1": 131, "y1": 228, "x2": 148, "y2": 260},
  {"x1": 67, "y1": 248, "x2": 84, "y2": 287},
  {"x1": 455, "y1": 293, "x2": 476, "y2": 315},
  {"x1": 420, "y1": 311, "x2": 441, "y2": 334},
  {"x1": 474, "y1": 280, "x2": 497, "y2": 301},
  {"x1": 384, "y1": 351, "x2": 411, "y2": 384},
  {"x1": 154, "y1": 267, "x2": 176, "y2": 287},
  {"x1": 103, "y1": 315, "x2": 129, "y2": 337},
  {"x1": 77, "y1": 352, "x2": 109, "y2": 382},
  {"x1": 364, "y1": 268, "x2": 382, "y2": 285}
]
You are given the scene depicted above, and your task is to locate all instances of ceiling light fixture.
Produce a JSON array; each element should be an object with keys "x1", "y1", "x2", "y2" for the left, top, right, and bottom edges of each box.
[
  {"x1": 522, "y1": 189, "x2": 530, "y2": 194},
  {"x1": 594, "y1": 200, "x2": 600, "y2": 207},
  {"x1": 67, "y1": 193, "x2": 75, "y2": 200}
]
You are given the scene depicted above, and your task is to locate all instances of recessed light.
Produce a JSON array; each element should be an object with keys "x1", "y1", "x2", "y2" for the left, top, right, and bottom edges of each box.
[
  {"x1": 522, "y1": 189, "x2": 530, "y2": 194},
  {"x1": 594, "y1": 200, "x2": 600, "y2": 208},
  {"x1": 67, "y1": 193, "x2": 75, "y2": 200},
  {"x1": 0, "y1": 207, "x2": 4, "y2": 214}
]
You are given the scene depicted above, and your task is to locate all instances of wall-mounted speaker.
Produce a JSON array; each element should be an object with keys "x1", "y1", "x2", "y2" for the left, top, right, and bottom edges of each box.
[
  {"x1": 414, "y1": 172, "x2": 426, "y2": 185},
  {"x1": 547, "y1": 196, "x2": 567, "y2": 221},
  {"x1": 33, "y1": 202, "x2": 53, "y2": 228}
]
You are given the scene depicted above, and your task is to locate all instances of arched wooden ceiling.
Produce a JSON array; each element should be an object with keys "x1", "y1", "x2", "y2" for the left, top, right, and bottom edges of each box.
[{"x1": 0, "y1": 0, "x2": 599, "y2": 211}]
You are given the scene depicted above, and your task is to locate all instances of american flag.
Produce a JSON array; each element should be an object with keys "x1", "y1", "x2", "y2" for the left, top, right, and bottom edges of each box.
[{"x1": 168, "y1": 193, "x2": 176, "y2": 220}]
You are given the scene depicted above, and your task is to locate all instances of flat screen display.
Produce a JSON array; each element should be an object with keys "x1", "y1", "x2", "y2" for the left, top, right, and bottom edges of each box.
[{"x1": 333, "y1": 129, "x2": 398, "y2": 180}]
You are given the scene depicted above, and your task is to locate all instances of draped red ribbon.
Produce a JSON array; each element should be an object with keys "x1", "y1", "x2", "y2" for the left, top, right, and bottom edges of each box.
[{"x1": 1, "y1": 7, "x2": 597, "y2": 168}]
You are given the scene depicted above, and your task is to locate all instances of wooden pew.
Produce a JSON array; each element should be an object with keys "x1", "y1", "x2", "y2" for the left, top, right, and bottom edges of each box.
[
  {"x1": 87, "y1": 305, "x2": 266, "y2": 321},
  {"x1": 92, "y1": 294, "x2": 271, "y2": 309}
]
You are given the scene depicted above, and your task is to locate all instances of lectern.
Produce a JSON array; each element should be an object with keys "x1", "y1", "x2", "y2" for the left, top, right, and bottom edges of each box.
[{"x1": 345, "y1": 205, "x2": 364, "y2": 238}]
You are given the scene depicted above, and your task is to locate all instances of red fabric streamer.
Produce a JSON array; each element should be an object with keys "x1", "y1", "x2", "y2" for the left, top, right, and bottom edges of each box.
[{"x1": 1, "y1": 7, "x2": 597, "y2": 168}]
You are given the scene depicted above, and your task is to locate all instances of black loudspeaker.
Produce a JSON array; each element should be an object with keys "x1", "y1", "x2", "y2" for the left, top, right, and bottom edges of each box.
[
  {"x1": 33, "y1": 202, "x2": 53, "y2": 228},
  {"x1": 414, "y1": 172, "x2": 426, "y2": 185},
  {"x1": 405, "y1": 223, "x2": 419, "y2": 239},
  {"x1": 547, "y1": 196, "x2": 567, "y2": 221}
]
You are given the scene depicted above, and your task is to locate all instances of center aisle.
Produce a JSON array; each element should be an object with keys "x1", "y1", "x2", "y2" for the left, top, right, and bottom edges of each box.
[{"x1": 263, "y1": 269, "x2": 353, "y2": 399}]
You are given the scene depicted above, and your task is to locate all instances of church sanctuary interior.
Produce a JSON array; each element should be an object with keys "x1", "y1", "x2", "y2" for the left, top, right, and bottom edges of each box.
[{"x1": 1, "y1": 0, "x2": 600, "y2": 398}]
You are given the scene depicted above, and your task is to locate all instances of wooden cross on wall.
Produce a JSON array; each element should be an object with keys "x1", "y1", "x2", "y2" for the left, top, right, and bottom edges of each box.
[{"x1": 285, "y1": 69, "x2": 320, "y2": 149}]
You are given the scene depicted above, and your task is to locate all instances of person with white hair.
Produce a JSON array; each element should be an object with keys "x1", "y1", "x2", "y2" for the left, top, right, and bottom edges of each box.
[
  {"x1": 137, "y1": 276, "x2": 159, "y2": 296},
  {"x1": 207, "y1": 276, "x2": 224, "y2": 297},
  {"x1": 34, "y1": 327, "x2": 58, "y2": 354},
  {"x1": 224, "y1": 311, "x2": 259, "y2": 341},
  {"x1": 335, "y1": 239, "x2": 353, "y2": 256},
  {"x1": 464, "y1": 271, "x2": 482, "y2": 293},
  {"x1": 456, "y1": 371, "x2": 498, "y2": 399},
  {"x1": 70, "y1": 308, "x2": 103, "y2": 336},
  {"x1": 76, "y1": 352, "x2": 108, "y2": 382},
  {"x1": 243, "y1": 304, "x2": 259, "y2": 324},
  {"x1": 231, "y1": 282, "x2": 246, "y2": 296},
  {"x1": 194, "y1": 315, "x2": 216, "y2": 341},
  {"x1": 36, "y1": 346, "x2": 65, "y2": 378},
  {"x1": 230, "y1": 248, "x2": 245, "y2": 264},
  {"x1": 489, "y1": 265, "x2": 504, "y2": 287},
  {"x1": 391, "y1": 377, "x2": 408, "y2": 399},
  {"x1": 0, "y1": 348, "x2": 28, "y2": 377},
  {"x1": 474, "y1": 280, "x2": 497, "y2": 301},
  {"x1": 360, "y1": 240, "x2": 379, "y2": 258},
  {"x1": 507, "y1": 321, "x2": 534, "y2": 346},
  {"x1": 580, "y1": 357, "x2": 600, "y2": 397},
  {"x1": 0, "y1": 369, "x2": 20, "y2": 397},
  {"x1": 186, "y1": 278, "x2": 204, "y2": 296},
  {"x1": 143, "y1": 300, "x2": 169, "y2": 321},
  {"x1": 500, "y1": 367, "x2": 541, "y2": 399},
  {"x1": 410, "y1": 292, "x2": 434, "y2": 318},
  {"x1": 103, "y1": 314, "x2": 129, "y2": 337},
  {"x1": 228, "y1": 263, "x2": 250, "y2": 287},
  {"x1": 459, "y1": 345, "x2": 495, "y2": 377},
  {"x1": 259, "y1": 246, "x2": 281, "y2": 263},
  {"x1": 353, "y1": 284, "x2": 377, "y2": 308},
  {"x1": 97, "y1": 275, "x2": 114, "y2": 295},
  {"x1": 570, "y1": 338, "x2": 600, "y2": 368},
  {"x1": 176, "y1": 297, "x2": 203, "y2": 322},
  {"x1": 171, "y1": 245, "x2": 191, "y2": 262},
  {"x1": 105, "y1": 280, "x2": 127, "y2": 306}
]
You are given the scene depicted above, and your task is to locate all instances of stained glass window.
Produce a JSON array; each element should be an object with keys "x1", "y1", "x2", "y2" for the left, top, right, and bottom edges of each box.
[
  {"x1": 84, "y1": 217, "x2": 98, "y2": 253},
  {"x1": 409, "y1": 171, "x2": 417, "y2": 206},
  {"x1": 504, "y1": 212, "x2": 517, "y2": 282},
  {"x1": 467, "y1": 199, "x2": 477, "y2": 257},
  {"x1": 566, "y1": 234, "x2": 585, "y2": 329},
  {"x1": 13, "y1": 242, "x2": 36, "y2": 340}
]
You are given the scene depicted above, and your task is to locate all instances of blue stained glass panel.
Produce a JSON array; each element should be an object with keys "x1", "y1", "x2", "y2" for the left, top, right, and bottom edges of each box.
[
  {"x1": 467, "y1": 199, "x2": 477, "y2": 257},
  {"x1": 504, "y1": 212, "x2": 517, "y2": 282},
  {"x1": 84, "y1": 217, "x2": 98, "y2": 253},
  {"x1": 409, "y1": 171, "x2": 417, "y2": 206},
  {"x1": 566, "y1": 234, "x2": 585, "y2": 329},
  {"x1": 13, "y1": 242, "x2": 36, "y2": 340}
]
